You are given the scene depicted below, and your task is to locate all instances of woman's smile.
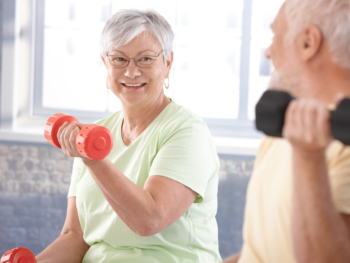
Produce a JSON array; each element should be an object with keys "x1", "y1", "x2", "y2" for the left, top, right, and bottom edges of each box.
[{"x1": 121, "y1": 82, "x2": 147, "y2": 90}]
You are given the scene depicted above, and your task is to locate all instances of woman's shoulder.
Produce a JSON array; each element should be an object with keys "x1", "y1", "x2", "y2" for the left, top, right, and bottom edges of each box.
[
  {"x1": 162, "y1": 101, "x2": 206, "y2": 128},
  {"x1": 155, "y1": 101, "x2": 211, "y2": 142}
]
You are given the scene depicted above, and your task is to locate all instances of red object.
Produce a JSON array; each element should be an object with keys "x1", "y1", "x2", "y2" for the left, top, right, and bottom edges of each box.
[
  {"x1": 44, "y1": 113, "x2": 113, "y2": 160},
  {"x1": 76, "y1": 124, "x2": 113, "y2": 160},
  {"x1": 44, "y1": 113, "x2": 78, "y2": 148},
  {"x1": 1, "y1": 247, "x2": 36, "y2": 263}
]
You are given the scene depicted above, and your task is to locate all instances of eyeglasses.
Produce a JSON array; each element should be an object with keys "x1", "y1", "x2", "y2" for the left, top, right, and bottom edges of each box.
[{"x1": 106, "y1": 50, "x2": 165, "y2": 68}]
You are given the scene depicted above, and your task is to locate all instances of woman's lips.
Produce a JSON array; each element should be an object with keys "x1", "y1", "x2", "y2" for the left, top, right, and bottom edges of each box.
[{"x1": 122, "y1": 83, "x2": 147, "y2": 89}]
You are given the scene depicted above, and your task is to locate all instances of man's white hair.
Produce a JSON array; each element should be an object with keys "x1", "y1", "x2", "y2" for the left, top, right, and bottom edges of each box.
[
  {"x1": 285, "y1": 0, "x2": 350, "y2": 69},
  {"x1": 100, "y1": 9, "x2": 174, "y2": 63}
]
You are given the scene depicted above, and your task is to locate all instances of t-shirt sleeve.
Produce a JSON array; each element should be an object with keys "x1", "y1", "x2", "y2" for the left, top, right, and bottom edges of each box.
[
  {"x1": 328, "y1": 144, "x2": 350, "y2": 215},
  {"x1": 149, "y1": 119, "x2": 219, "y2": 203},
  {"x1": 67, "y1": 157, "x2": 83, "y2": 198}
]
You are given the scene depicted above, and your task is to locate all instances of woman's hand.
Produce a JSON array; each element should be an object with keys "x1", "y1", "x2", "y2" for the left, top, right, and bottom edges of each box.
[
  {"x1": 282, "y1": 98, "x2": 332, "y2": 156},
  {"x1": 57, "y1": 122, "x2": 92, "y2": 161}
]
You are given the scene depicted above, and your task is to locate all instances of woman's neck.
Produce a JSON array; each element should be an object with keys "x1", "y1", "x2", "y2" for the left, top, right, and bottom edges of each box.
[{"x1": 121, "y1": 93, "x2": 171, "y2": 146}]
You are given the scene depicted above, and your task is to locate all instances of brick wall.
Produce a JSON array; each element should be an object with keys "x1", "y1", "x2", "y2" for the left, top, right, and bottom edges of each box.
[
  {"x1": 0, "y1": 143, "x2": 73, "y2": 255},
  {"x1": 0, "y1": 142, "x2": 254, "y2": 259}
]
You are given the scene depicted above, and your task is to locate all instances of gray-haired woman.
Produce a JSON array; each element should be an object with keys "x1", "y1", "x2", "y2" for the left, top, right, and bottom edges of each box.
[{"x1": 36, "y1": 9, "x2": 221, "y2": 263}]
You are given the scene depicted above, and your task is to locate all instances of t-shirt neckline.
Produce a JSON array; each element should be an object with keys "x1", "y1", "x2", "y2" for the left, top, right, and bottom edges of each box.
[{"x1": 119, "y1": 99, "x2": 174, "y2": 148}]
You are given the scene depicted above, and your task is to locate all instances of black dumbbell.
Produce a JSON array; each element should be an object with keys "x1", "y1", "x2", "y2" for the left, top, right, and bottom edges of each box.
[{"x1": 255, "y1": 90, "x2": 350, "y2": 145}]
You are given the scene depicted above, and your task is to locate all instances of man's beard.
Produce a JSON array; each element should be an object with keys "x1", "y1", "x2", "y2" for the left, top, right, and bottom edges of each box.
[{"x1": 267, "y1": 70, "x2": 304, "y2": 98}]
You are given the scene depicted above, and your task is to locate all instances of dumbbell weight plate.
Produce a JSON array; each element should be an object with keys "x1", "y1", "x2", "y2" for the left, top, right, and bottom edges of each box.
[
  {"x1": 255, "y1": 90, "x2": 294, "y2": 137},
  {"x1": 76, "y1": 124, "x2": 113, "y2": 160},
  {"x1": 331, "y1": 98, "x2": 350, "y2": 145},
  {"x1": 44, "y1": 113, "x2": 79, "y2": 148},
  {"x1": 1, "y1": 247, "x2": 36, "y2": 263}
]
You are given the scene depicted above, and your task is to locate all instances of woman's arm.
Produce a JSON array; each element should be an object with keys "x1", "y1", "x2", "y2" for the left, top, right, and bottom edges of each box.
[
  {"x1": 36, "y1": 197, "x2": 90, "y2": 263},
  {"x1": 57, "y1": 121, "x2": 198, "y2": 236},
  {"x1": 85, "y1": 160, "x2": 197, "y2": 236}
]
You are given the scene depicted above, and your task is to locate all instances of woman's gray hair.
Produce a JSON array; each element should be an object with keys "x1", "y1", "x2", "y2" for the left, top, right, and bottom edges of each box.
[
  {"x1": 285, "y1": 0, "x2": 350, "y2": 69},
  {"x1": 100, "y1": 9, "x2": 174, "y2": 63}
]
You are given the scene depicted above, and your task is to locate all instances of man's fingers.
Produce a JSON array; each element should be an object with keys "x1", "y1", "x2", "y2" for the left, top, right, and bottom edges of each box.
[
  {"x1": 333, "y1": 93, "x2": 344, "y2": 107},
  {"x1": 283, "y1": 98, "x2": 331, "y2": 152},
  {"x1": 317, "y1": 105, "x2": 331, "y2": 145}
]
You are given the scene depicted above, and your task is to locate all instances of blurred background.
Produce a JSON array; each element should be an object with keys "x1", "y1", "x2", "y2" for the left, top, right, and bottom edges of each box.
[{"x1": 0, "y1": 0, "x2": 284, "y2": 259}]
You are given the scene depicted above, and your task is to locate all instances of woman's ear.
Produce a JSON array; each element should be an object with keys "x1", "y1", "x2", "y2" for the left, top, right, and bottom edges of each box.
[
  {"x1": 166, "y1": 51, "x2": 174, "y2": 76},
  {"x1": 101, "y1": 55, "x2": 108, "y2": 68}
]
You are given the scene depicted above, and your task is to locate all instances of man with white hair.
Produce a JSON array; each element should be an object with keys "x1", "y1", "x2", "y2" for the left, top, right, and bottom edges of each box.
[{"x1": 224, "y1": 0, "x2": 350, "y2": 262}]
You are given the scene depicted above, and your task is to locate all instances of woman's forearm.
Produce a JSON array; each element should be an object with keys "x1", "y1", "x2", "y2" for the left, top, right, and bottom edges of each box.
[
  {"x1": 36, "y1": 231, "x2": 89, "y2": 263},
  {"x1": 83, "y1": 158, "x2": 162, "y2": 235},
  {"x1": 292, "y1": 151, "x2": 350, "y2": 263}
]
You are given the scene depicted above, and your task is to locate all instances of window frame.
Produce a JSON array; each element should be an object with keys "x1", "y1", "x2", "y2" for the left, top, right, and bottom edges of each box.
[{"x1": 1, "y1": 0, "x2": 263, "y2": 139}]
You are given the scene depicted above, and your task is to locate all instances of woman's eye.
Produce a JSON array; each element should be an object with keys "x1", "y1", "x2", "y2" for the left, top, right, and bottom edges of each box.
[
  {"x1": 140, "y1": 57, "x2": 152, "y2": 61},
  {"x1": 114, "y1": 57, "x2": 127, "y2": 62}
]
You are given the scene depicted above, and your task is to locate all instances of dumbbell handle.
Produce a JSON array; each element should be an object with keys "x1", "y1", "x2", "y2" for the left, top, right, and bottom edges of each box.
[{"x1": 255, "y1": 90, "x2": 350, "y2": 145}]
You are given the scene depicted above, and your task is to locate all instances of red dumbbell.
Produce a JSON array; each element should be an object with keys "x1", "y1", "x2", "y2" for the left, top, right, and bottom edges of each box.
[
  {"x1": 1, "y1": 247, "x2": 36, "y2": 263},
  {"x1": 44, "y1": 113, "x2": 113, "y2": 160}
]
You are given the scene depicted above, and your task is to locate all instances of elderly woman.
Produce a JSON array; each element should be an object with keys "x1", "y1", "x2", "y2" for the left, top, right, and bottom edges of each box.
[{"x1": 36, "y1": 9, "x2": 221, "y2": 263}]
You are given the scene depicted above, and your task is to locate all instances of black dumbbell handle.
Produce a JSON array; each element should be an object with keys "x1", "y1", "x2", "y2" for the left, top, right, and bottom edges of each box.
[{"x1": 255, "y1": 90, "x2": 350, "y2": 145}]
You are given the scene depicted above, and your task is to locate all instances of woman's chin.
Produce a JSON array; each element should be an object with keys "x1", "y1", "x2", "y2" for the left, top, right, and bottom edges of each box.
[{"x1": 120, "y1": 92, "x2": 148, "y2": 105}]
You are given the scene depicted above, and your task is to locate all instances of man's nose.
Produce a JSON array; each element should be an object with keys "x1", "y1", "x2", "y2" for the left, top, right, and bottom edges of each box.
[
  {"x1": 265, "y1": 46, "x2": 271, "y2": 60},
  {"x1": 124, "y1": 59, "x2": 141, "y2": 78}
]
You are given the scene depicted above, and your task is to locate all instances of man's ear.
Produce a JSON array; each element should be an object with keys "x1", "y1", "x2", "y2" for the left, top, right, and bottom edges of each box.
[{"x1": 296, "y1": 24, "x2": 323, "y2": 62}]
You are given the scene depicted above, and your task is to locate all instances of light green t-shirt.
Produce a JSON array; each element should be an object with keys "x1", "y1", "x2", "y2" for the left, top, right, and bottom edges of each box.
[{"x1": 68, "y1": 101, "x2": 222, "y2": 263}]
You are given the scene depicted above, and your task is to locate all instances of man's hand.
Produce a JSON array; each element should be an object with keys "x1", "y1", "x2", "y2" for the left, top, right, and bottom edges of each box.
[
  {"x1": 283, "y1": 95, "x2": 350, "y2": 263},
  {"x1": 282, "y1": 98, "x2": 332, "y2": 155}
]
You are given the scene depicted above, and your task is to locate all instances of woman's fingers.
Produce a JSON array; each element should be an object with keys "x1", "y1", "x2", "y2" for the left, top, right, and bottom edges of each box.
[
  {"x1": 57, "y1": 121, "x2": 69, "y2": 151},
  {"x1": 63, "y1": 122, "x2": 80, "y2": 156},
  {"x1": 56, "y1": 121, "x2": 90, "y2": 158},
  {"x1": 68, "y1": 126, "x2": 81, "y2": 156},
  {"x1": 58, "y1": 122, "x2": 78, "y2": 155}
]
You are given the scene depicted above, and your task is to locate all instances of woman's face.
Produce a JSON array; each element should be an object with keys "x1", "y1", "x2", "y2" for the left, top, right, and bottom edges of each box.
[{"x1": 102, "y1": 31, "x2": 173, "y2": 107}]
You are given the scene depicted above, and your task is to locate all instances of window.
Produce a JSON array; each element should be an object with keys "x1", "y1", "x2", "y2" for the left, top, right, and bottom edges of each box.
[{"x1": 1, "y1": 0, "x2": 285, "y2": 138}]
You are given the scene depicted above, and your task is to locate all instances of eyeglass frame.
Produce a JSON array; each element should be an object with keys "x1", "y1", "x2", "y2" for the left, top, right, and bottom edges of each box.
[{"x1": 105, "y1": 50, "x2": 166, "y2": 68}]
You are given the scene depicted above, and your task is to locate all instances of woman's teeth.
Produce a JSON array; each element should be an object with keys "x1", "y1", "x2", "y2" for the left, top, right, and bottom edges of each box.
[{"x1": 124, "y1": 83, "x2": 144, "y2": 87}]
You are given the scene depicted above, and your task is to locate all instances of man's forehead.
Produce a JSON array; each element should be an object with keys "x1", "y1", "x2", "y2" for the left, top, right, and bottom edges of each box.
[{"x1": 271, "y1": 2, "x2": 287, "y2": 30}]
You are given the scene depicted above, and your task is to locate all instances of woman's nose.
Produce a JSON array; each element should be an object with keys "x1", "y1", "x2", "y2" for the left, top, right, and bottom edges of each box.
[{"x1": 124, "y1": 59, "x2": 141, "y2": 78}]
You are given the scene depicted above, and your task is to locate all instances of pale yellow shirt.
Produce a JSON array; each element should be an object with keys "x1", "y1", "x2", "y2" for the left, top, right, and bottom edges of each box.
[{"x1": 239, "y1": 136, "x2": 350, "y2": 263}]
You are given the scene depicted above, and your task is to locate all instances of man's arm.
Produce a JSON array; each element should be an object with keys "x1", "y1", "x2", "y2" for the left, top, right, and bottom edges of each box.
[
  {"x1": 35, "y1": 197, "x2": 90, "y2": 263},
  {"x1": 284, "y1": 99, "x2": 350, "y2": 263},
  {"x1": 223, "y1": 253, "x2": 241, "y2": 263},
  {"x1": 291, "y1": 152, "x2": 350, "y2": 263}
]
